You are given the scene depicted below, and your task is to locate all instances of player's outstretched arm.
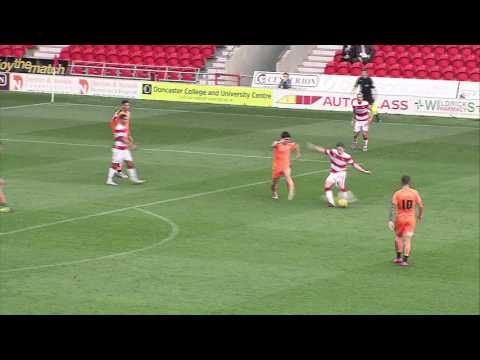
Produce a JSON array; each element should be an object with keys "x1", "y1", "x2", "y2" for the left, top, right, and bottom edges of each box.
[
  {"x1": 352, "y1": 162, "x2": 371, "y2": 174},
  {"x1": 295, "y1": 144, "x2": 301, "y2": 160},
  {"x1": 307, "y1": 143, "x2": 326, "y2": 154}
]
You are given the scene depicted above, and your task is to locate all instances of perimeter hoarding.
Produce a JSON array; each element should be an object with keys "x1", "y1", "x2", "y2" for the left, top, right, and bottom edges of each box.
[
  {"x1": 273, "y1": 89, "x2": 480, "y2": 118},
  {"x1": 140, "y1": 82, "x2": 272, "y2": 107}
]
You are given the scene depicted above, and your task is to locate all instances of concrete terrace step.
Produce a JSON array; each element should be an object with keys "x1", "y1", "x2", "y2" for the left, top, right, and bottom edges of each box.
[
  {"x1": 316, "y1": 45, "x2": 342, "y2": 50},
  {"x1": 309, "y1": 50, "x2": 336, "y2": 57},
  {"x1": 302, "y1": 62, "x2": 327, "y2": 68},
  {"x1": 305, "y1": 54, "x2": 332, "y2": 62},
  {"x1": 297, "y1": 67, "x2": 325, "y2": 74}
]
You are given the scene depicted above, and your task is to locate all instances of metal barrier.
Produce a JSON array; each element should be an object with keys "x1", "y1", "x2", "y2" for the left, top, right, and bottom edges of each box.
[{"x1": 68, "y1": 61, "x2": 241, "y2": 86}]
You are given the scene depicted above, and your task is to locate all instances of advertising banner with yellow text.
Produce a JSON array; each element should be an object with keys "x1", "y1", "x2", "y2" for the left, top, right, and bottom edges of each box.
[{"x1": 139, "y1": 82, "x2": 272, "y2": 107}]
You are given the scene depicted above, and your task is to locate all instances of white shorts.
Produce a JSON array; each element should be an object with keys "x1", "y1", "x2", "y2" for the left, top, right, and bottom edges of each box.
[
  {"x1": 326, "y1": 171, "x2": 347, "y2": 190},
  {"x1": 112, "y1": 148, "x2": 133, "y2": 163},
  {"x1": 354, "y1": 120, "x2": 369, "y2": 133}
]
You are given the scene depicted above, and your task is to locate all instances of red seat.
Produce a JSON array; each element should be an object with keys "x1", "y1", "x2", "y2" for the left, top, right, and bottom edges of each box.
[
  {"x1": 155, "y1": 57, "x2": 167, "y2": 66},
  {"x1": 437, "y1": 54, "x2": 450, "y2": 68},
  {"x1": 420, "y1": 46, "x2": 433, "y2": 55},
  {"x1": 381, "y1": 45, "x2": 393, "y2": 53},
  {"x1": 334, "y1": 53, "x2": 343, "y2": 62},
  {"x1": 393, "y1": 45, "x2": 406, "y2": 54},
  {"x1": 451, "y1": 55, "x2": 464, "y2": 68},
  {"x1": 191, "y1": 58, "x2": 205, "y2": 68},
  {"x1": 95, "y1": 54, "x2": 107, "y2": 62},
  {"x1": 442, "y1": 66, "x2": 455, "y2": 80},
  {"x1": 398, "y1": 52, "x2": 410, "y2": 66},
  {"x1": 165, "y1": 45, "x2": 176, "y2": 54},
  {"x1": 415, "y1": 65, "x2": 428, "y2": 79},
  {"x1": 154, "y1": 71, "x2": 166, "y2": 81},
  {"x1": 104, "y1": 68, "x2": 119, "y2": 77},
  {"x1": 182, "y1": 73, "x2": 195, "y2": 81},
  {"x1": 82, "y1": 53, "x2": 95, "y2": 61},
  {"x1": 384, "y1": 51, "x2": 397, "y2": 65},
  {"x1": 373, "y1": 51, "x2": 384, "y2": 65},
  {"x1": 189, "y1": 47, "x2": 201, "y2": 56},
  {"x1": 468, "y1": 68, "x2": 480, "y2": 81},
  {"x1": 374, "y1": 63, "x2": 387, "y2": 77},
  {"x1": 1, "y1": 48, "x2": 13, "y2": 56},
  {"x1": 336, "y1": 61, "x2": 351, "y2": 75},
  {"x1": 433, "y1": 46, "x2": 446, "y2": 56},
  {"x1": 70, "y1": 51, "x2": 82, "y2": 61},
  {"x1": 407, "y1": 45, "x2": 420, "y2": 55},
  {"x1": 424, "y1": 53, "x2": 436, "y2": 67},
  {"x1": 429, "y1": 66, "x2": 442, "y2": 79},
  {"x1": 464, "y1": 55, "x2": 477, "y2": 69},
  {"x1": 324, "y1": 66, "x2": 336, "y2": 75},
  {"x1": 455, "y1": 66, "x2": 469, "y2": 81},
  {"x1": 167, "y1": 72, "x2": 180, "y2": 81},
  {"x1": 411, "y1": 53, "x2": 424, "y2": 66},
  {"x1": 117, "y1": 45, "x2": 129, "y2": 52},
  {"x1": 350, "y1": 63, "x2": 362, "y2": 76},
  {"x1": 446, "y1": 45, "x2": 459, "y2": 56},
  {"x1": 201, "y1": 47, "x2": 214, "y2": 57},
  {"x1": 388, "y1": 64, "x2": 402, "y2": 78},
  {"x1": 459, "y1": 45, "x2": 473, "y2": 57},
  {"x1": 143, "y1": 56, "x2": 155, "y2": 65},
  {"x1": 129, "y1": 45, "x2": 141, "y2": 52},
  {"x1": 402, "y1": 64, "x2": 415, "y2": 78},
  {"x1": 107, "y1": 54, "x2": 119, "y2": 63},
  {"x1": 13, "y1": 48, "x2": 25, "y2": 57}
]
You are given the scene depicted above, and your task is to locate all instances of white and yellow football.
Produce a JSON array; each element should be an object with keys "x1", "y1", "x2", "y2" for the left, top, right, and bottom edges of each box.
[{"x1": 337, "y1": 199, "x2": 348, "y2": 208}]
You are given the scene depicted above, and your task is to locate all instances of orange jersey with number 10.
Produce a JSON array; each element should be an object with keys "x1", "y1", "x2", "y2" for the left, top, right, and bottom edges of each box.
[{"x1": 392, "y1": 187, "x2": 423, "y2": 220}]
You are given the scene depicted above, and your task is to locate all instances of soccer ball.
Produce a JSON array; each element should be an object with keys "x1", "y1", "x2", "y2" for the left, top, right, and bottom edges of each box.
[{"x1": 337, "y1": 198, "x2": 348, "y2": 208}]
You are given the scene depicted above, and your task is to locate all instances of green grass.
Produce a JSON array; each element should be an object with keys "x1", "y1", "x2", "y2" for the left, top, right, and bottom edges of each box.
[{"x1": 0, "y1": 91, "x2": 478, "y2": 314}]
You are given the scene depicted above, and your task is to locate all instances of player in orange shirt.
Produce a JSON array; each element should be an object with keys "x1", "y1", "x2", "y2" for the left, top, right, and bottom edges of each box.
[
  {"x1": 388, "y1": 175, "x2": 424, "y2": 267},
  {"x1": 271, "y1": 131, "x2": 301, "y2": 200},
  {"x1": 110, "y1": 100, "x2": 132, "y2": 179}
]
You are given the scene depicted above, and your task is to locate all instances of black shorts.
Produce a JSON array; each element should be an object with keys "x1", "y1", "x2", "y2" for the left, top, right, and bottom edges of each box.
[{"x1": 363, "y1": 94, "x2": 374, "y2": 104}]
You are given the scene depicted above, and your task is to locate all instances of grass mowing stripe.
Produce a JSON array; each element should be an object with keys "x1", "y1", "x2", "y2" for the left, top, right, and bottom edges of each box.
[
  {"x1": 0, "y1": 138, "x2": 328, "y2": 163},
  {"x1": 0, "y1": 169, "x2": 327, "y2": 237},
  {"x1": 0, "y1": 102, "x2": 51, "y2": 110},
  {"x1": 49, "y1": 102, "x2": 480, "y2": 130}
]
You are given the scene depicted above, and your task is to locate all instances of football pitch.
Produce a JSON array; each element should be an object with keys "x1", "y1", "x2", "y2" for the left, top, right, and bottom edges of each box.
[{"x1": 0, "y1": 91, "x2": 478, "y2": 314}]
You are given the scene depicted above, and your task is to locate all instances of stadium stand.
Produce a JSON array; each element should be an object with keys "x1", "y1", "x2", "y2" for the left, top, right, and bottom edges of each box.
[
  {"x1": 324, "y1": 45, "x2": 480, "y2": 81},
  {"x1": 0, "y1": 45, "x2": 33, "y2": 57},
  {"x1": 55, "y1": 45, "x2": 221, "y2": 81}
]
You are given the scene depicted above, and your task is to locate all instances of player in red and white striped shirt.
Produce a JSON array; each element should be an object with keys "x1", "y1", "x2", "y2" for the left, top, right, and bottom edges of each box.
[
  {"x1": 307, "y1": 142, "x2": 371, "y2": 207},
  {"x1": 106, "y1": 114, "x2": 145, "y2": 186},
  {"x1": 351, "y1": 93, "x2": 373, "y2": 152}
]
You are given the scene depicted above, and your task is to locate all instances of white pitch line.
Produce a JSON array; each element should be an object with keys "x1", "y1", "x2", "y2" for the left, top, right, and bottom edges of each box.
[
  {"x1": 0, "y1": 208, "x2": 179, "y2": 274},
  {"x1": 0, "y1": 102, "x2": 51, "y2": 110},
  {"x1": 50, "y1": 102, "x2": 480, "y2": 130},
  {"x1": 0, "y1": 169, "x2": 326, "y2": 237},
  {"x1": 0, "y1": 138, "x2": 328, "y2": 163}
]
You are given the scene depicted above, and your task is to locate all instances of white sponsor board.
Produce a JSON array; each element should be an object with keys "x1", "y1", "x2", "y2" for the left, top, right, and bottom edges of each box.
[
  {"x1": 8, "y1": 73, "x2": 140, "y2": 98},
  {"x1": 254, "y1": 72, "x2": 479, "y2": 99},
  {"x1": 252, "y1": 71, "x2": 320, "y2": 89},
  {"x1": 273, "y1": 89, "x2": 480, "y2": 118}
]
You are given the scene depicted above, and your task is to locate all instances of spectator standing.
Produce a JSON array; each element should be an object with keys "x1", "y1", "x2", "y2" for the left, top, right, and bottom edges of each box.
[
  {"x1": 342, "y1": 45, "x2": 355, "y2": 62},
  {"x1": 353, "y1": 45, "x2": 374, "y2": 64},
  {"x1": 278, "y1": 73, "x2": 292, "y2": 89}
]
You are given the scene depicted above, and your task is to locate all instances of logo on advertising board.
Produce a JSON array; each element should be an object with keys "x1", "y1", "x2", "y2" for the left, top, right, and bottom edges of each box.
[
  {"x1": 79, "y1": 79, "x2": 90, "y2": 95},
  {"x1": 0, "y1": 72, "x2": 8, "y2": 90},
  {"x1": 12, "y1": 74, "x2": 24, "y2": 90},
  {"x1": 252, "y1": 71, "x2": 319, "y2": 89},
  {"x1": 414, "y1": 98, "x2": 478, "y2": 114},
  {"x1": 142, "y1": 83, "x2": 152, "y2": 95},
  {"x1": 0, "y1": 57, "x2": 69, "y2": 75}
]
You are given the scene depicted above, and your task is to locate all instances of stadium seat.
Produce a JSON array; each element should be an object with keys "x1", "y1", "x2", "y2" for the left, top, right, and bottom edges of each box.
[
  {"x1": 437, "y1": 54, "x2": 450, "y2": 68},
  {"x1": 446, "y1": 45, "x2": 459, "y2": 56},
  {"x1": 459, "y1": 45, "x2": 473, "y2": 57},
  {"x1": 95, "y1": 53, "x2": 107, "y2": 62},
  {"x1": 415, "y1": 65, "x2": 428, "y2": 79},
  {"x1": 455, "y1": 67, "x2": 469, "y2": 81},
  {"x1": 374, "y1": 63, "x2": 387, "y2": 77},
  {"x1": 468, "y1": 68, "x2": 480, "y2": 81},
  {"x1": 419, "y1": 46, "x2": 433, "y2": 55},
  {"x1": 398, "y1": 52, "x2": 410, "y2": 66},
  {"x1": 433, "y1": 45, "x2": 446, "y2": 56},
  {"x1": 381, "y1": 45, "x2": 393, "y2": 53},
  {"x1": 388, "y1": 64, "x2": 402, "y2": 78},
  {"x1": 384, "y1": 51, "x2": 397, "y2": 66},
  {"x1": 106, "y1": 54, "x2": 119, "y2": 63},
  {"x1": 442, "y1": 66, "x2": 455, "y2": 80},
  {"x1": 411, "y1": 53, "x2": 424, "y2": 66},
  {"x1": 424, "y1": 53, "x2": 436, "y2": 67},
  {"x1": 407, "y1": 45, "x2": 420, "y2": 55},
  {"x1": 429, "y1": 66, "x2": 442, "y2": 80},
  {"x1": 463, "y1": 53, "x2": 478, "y2": 69},
  {"x1": 324, "y1": 65, "x2": 336, "y2": 75},
  {"x1": 336, "y1": 61, "x2": 351, "y2": 75},
  {"x1": 450, "y1": 54, "x2": 464, "y2": 68}
]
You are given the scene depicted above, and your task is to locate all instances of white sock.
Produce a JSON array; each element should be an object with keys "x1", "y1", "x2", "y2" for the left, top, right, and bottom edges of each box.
[
  {"x1": 127, "y1": 168, "x2": 138, "y2": 181},
  {"x1": 107, "y1": 168, "x2": 115, "y2": 181},
  {"x1": 325, "y1": 190, "x2": 335, "y2": 205},
  {"x1": 364, "y1": 140, "x2": 368, "y2": 147}
]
